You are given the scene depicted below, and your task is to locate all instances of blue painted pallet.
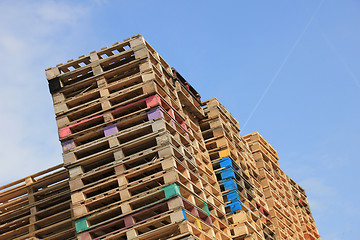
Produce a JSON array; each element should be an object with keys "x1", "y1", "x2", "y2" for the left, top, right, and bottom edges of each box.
[
  {"x1": 223, "y1": 189, "x2": 243, "y2": 214},
  {"x1": 219, "y1": 178, "x2": 237, "y2": 191},
  {"x1": 214, "y1": 157, "x2": 244, "y2": 214}
]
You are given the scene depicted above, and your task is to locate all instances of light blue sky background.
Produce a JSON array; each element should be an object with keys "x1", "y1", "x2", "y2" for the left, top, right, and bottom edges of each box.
[{"x1": 0, "y1": 1, "x2": 359, "y2": 239}]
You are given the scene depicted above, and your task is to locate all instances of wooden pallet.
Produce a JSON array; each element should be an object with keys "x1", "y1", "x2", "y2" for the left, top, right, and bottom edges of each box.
[
  {"x1": 61, "y1": 111, "x2": 186, "y2": 154},
  {"x1": 59, "y1": 106, "x2": 189, "y2": 158},
  {"x1": 70, "y1": 146, "x2": 194, "y2": 189},
  {"x1": 58, "y1": 91, "x2": 186, "y2": 140},
  {"x1": 243, "y1": 132, "x2": 279, "y2": 160},
  {"x1": 227, "y1": 211, "x2": 265, "y2": 240},
  {"x1": 202, "y1": 98, "x2": 240, "y2": 132},
  {"x1": 74, "y1": 191, "x2": 214, "y2": 239},
  {"x1": 174, "y1": 80, "x2": 204, "y2": 119},
  {"x1": 62, "y1": 119, "x2": 187, "y2": 167},
  {"x1": 76, "y1": 199, "x2": 177, "y2": 235},
  {"x1": 0, "y1": 165, "x2": 76, "y2": 240},
  {"x1": 66, "y1": 129, "x2": 211, "y2": 191},
  {"x1": 46, "y1": 35, "x2": 145, "y2": 87},
  {"x1": 64, "y1": 125, "x2": 206, "y2": 185},
  {"x1": 54, "y1": 72, "x2": 183, "y2": 125},
  {"x1": 69, "y1": 150, "x2": 214, "y2": 215},
  {"x1": 56, "y1": 82, "x2": 157, "y2": 129},
  {"x1": 55, "y1": 75, "x2": 151, "y2": 117}
]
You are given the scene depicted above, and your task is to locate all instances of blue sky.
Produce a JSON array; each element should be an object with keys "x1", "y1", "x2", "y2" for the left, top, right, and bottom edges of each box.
[{"x1": 0, "y1": 1, "x2": 359, "y2": 239}]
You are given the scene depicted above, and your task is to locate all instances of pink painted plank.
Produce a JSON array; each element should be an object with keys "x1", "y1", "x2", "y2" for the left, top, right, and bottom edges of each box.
[
  {"x1": 59, "y1": 114, "x2": 103, "y2": 138},
  {"x1": 145, "y1": 94, "x2": 161, "y2": 108}
]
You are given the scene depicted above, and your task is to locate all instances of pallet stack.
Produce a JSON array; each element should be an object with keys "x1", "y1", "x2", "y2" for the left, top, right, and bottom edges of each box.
[
  {"x1": 200, "y1": 98, "x2": 275, "y2": 240},
  {"x1": 172, "y1": 70, "x2": 230, "y2": 240},
  {"x1": 287, "y1": 177, "x2": 321, "y2": 240},
  {"x1": 0, "y1": 34, "x2": 321, "y2": 240},
  {"x1": 0, "y1": 164, "x2": 75, "y2": 240},
  {"x1": 244, "y1": 132, "x2": 321, "y2": 240},
  {"x1": 44, "y1": 35, "x2": 230, "y2": 240}
]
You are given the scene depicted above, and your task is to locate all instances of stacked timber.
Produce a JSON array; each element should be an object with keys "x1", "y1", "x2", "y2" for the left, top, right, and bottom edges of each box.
[
  {"x1": 0, "y1": 34, "x2": 322, "y2": 240},
  {"x1": 200, "y1": 98, "x2": 275, "y2": 240},
  {"x1": 44, "y1": 35, "x2": 230, "y2": 240},
  {"x1": 287, "y1": 177, "x2": 321, "y2": 240},
  {"x1": 0, "y1": 165, "x2": 76, "y2": 240},
  {"x1": 244, "y1": 132, "x2": 308, "y2": 240}
]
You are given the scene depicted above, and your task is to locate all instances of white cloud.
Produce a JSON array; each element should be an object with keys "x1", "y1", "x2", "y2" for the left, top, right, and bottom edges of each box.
[
  {"x1": 0, "y1": 34, "x2": 25, "y2": 53},
  {"x1": 36, "y1": 1, "x2": 86, "y2": 23}
]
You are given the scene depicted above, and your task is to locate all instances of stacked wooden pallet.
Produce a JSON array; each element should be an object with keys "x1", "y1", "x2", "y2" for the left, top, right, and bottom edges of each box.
[
  {"x1": 244, "y1": 132, "x2": 308, "y2": 240},
  {"x1": 45, "y1": 35, "x2": 230, "y2": 240},
  {"x1": 0, "y1": 34, "x2": 322, "y2": 240},
  {"x1": 287, "y1": 177, "x2": 321, "y2": 240},
  {"x1": 0, "y1": 164, "x2": 76, "y2": 240},
  {"x1": 200, "y1": 98, "x2": 275, "y2": 240}
]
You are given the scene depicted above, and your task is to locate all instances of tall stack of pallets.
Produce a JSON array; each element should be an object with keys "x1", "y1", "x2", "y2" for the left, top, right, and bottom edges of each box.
[
  {"x1": 287, "y1": 177, "x2": 321, "y2": 240},
  {"x1": 244, "y1": 132, "x2": 321, "y2": 240},
  {"x1": 0, "y1": 164, "x2": 76, "y2": 240},
  {"x1": 200, "y1": 98, "x2": 275, "y2": 240},
  {"x1": 44, "y1": 35, "x2": 231, "y2": 240},
  {"x1": 0, "y1": 34, "x2": 322, "y2": 240}
]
